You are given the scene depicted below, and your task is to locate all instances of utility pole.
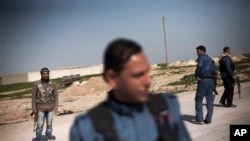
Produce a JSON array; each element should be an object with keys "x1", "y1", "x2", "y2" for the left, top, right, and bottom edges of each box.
[{"x1": 162, "y1": 16, "x2": 168, "y2": 68}]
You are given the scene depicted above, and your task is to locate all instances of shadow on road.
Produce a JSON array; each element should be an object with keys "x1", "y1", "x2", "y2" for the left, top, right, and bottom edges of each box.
[
  {"x1": 182, "y1": 114, "x2": 196, "y2": 124},
  {"x1": 201, "y1": 103, "x2": 226, "y2": 107},
  {"x1": 213, "y1": 103, "x2": 227, "y2": 107},
  {"x1": 32, "y1": 135, "x2": 48, "y2": 141}
]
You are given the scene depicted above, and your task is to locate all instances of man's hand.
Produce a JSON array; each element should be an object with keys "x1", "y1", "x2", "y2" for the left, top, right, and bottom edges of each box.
[
  {"x1": 54, "y1": 108, "x2": 58, "y2": 115},
  {"x1": 30, "y1": 110, "x2": 37, "y2": 116}
]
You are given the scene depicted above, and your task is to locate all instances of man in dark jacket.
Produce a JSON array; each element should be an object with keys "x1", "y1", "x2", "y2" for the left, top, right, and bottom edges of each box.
[
  {"x1": 32, "y1": 67, "x2": 58, "y2": 141},
  {"x1": 194, "y1": 45, "x2": 216, "y2": 124},
  {"x1": 219, "y1": 47, "x2": 236, "y2": 107},
  {"x1": 70, "y1": 38, "x2": 191, "y2": 141}
]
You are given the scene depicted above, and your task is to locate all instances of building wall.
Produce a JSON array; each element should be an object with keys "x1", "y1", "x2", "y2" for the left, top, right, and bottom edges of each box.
[
  {"x1": 2, "y1": 72, "x2": 29, "y2": 85},
  {"x1": 2, "y1": 65, "x2": 103, "y2": 85}
]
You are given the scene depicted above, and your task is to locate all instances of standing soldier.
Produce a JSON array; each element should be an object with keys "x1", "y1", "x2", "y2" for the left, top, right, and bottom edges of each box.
[
  {"x1": 32, "y1": 67, "x2": 58, "y2": 141},
  {"x1": 219, "y1": 47, "x2": 236, "y2": 107},
  {"x1": 194, "y1": 45, "x2": 216, "y2": 124}
]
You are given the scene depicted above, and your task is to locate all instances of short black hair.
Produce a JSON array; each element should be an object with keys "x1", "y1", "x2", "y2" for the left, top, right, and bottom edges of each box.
[
  {"x1": 223, "y1": 47, "x2": 230, "y2": 52},
  {"x1": 196, "y1": 45, "x2": 206, "y2": 53},
  {"x1": 40, "y1": 67, "x2": 49, "y2": 74},
  {"x1": 103, "y1": 38, "x2": 143, "y2": 81}
]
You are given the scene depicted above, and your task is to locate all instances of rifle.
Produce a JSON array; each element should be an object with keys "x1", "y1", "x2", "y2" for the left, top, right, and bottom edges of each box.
[
  {"x1": 213, "y1": 73, "x2": 219, "y2": 98},
  {"x1": 30, "y1": 111, "x2": 38, "y2": 132},
  {"x1": 233, "y1": 75, "x2": 241, "y2": 99}
]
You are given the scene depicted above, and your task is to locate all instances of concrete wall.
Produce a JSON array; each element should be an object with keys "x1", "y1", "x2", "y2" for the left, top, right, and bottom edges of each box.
[
  {"x1": 2, "y1": 65, "x2": 103, "y2": 85},
  {"x1": 2, "y1": 72, "x2": 29, "y2": 85}
]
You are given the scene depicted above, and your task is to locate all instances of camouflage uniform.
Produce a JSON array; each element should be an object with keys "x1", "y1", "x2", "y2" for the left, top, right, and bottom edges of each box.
[{"x1": 32, "y1": 79, "x2": 58, "y2": 141}]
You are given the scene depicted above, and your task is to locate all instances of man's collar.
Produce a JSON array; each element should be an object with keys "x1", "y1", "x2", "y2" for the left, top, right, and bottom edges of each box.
[{"x1": 107, "y1": 90, "x2": 144, "y2": 115}]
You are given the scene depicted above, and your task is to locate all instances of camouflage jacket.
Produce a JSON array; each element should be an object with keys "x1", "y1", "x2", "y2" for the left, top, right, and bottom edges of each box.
[{"x1": 32, "y1": 80, "x2": 58, "y2": 112}]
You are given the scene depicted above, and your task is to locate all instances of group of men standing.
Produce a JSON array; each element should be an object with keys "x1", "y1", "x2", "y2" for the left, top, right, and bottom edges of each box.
[
  {"x1": 194, "y1": 46, "x2": 237, "y2": 125},
  {"x1": 31, "y1": 38, "x2": 238, "y2": 141}
]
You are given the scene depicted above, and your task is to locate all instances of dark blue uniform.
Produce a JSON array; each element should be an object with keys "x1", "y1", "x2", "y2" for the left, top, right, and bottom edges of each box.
[
  {"x1": 219, "y1": 55, "x2": 235, "y2": 106},
  {"x1": 195, "y1": 54, "x2": 216, "y2": 123},
  {"x1": 70, "y1": 93, "x2": 191, "y2": 141}
]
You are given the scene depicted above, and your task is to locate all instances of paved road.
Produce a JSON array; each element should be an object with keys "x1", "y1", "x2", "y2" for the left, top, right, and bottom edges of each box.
[
  {"x1": 1, "y1": 82, "x2": 250, "y2": 141},
  {"x1": 178, "y1": 82, "x2": 250, "y2": 141}
]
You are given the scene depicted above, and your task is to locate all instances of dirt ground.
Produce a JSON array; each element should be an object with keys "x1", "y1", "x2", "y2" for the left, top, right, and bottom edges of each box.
[
  {"x1": 0, "y1": 82, "x2": 249, "y2": 141},
  {"x1": 0, "y1": 54, "x2": 248, "y2": 125},
  {"x1": 0, "y1": 66, "x2": 198, "y2": 124}
]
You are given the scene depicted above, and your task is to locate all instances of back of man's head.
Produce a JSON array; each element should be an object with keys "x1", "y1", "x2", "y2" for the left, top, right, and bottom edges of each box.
[
  {"x1": 103, "y1": 38, "x2": 143, "y2": 81},
  {"x1": 223, "y1": 47, "x2": 230, "y2": 53}
]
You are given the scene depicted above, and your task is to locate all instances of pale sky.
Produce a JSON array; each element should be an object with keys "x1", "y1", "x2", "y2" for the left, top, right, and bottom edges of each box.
[{"x1": 1, "y1": 0, "x2": 249, "y2": 76}]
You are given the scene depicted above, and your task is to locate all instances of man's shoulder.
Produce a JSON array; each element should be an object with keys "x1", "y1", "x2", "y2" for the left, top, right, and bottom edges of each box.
[
  {"x1": 34, "y1": 80, "x2": 41, "y2": 85},
  {"x1": 220, "y1": 55, "x2": 231, "y2": 61},
  {"x1": 73, "y1": 106, "x2": 110, "y2": 131},
  {"x1": 208, "y1": 55, "x2": 214, "y2": 61},
  {"x1": 149, "y1": 93, "x2": 178, "y2": 108},
  {"x1": 148, "y1": 93, "x2": 180, "y2": 117},
  {"x1": 49, "y1": 80, "x2": 56, "y2": 85},
  {"x1": 71, "y1": 112, "x2": 95, "y2": 137},
  {"x1": 75, "y1": 112, "x2": 89, "y2": 121},
  {"x1": 160, "y1": 93, "x2": 177, "y2": 99},
  {"x1": 203, "y1": 54, "x2": 214, "y2": 61},
  {"x1": 75, "y1": 101, "x2": 107, "y2": 121},
  {"x1": 161, "y1": 93, "x2": 180, "y2": 106},
  {"x1": 220, "y1": 56, "x2": 233, "y2": 66},
  {"x1": 198, "y1": 54, "x2": 209, "y2": 61}
]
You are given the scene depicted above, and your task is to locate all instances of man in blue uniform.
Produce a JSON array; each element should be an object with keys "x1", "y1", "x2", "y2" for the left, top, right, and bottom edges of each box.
[
  {"x1": 70, "y1": 38, "x2": 191, "y2": 141},
  {"x1": 194, "y1": 45, "x2": 216, "y2": 124},
  {"x1": 219, "y1": 47, "x2": 236, "y2": 107}
]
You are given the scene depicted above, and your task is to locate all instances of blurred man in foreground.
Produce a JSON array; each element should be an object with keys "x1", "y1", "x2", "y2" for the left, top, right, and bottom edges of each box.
[{"x1": 70, "y1": 38, "x2": 191, "y2": 141}]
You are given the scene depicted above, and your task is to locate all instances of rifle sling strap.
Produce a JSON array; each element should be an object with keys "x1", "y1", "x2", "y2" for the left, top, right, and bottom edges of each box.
[
  {"x1": 88, "y1": 94, "x2": 178, "y2": 141},
  {"x1": 88, "y1": 101, "x2": 119, "y2": 141}
]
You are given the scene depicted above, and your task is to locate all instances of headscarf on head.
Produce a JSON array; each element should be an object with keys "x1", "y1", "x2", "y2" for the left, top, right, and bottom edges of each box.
[
  {"x1": 40, "y1": 67, "x2": 50, "y2": 83},
  {"x1": 40, "y1": 67, "x2": 50, "y2": 74}
]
